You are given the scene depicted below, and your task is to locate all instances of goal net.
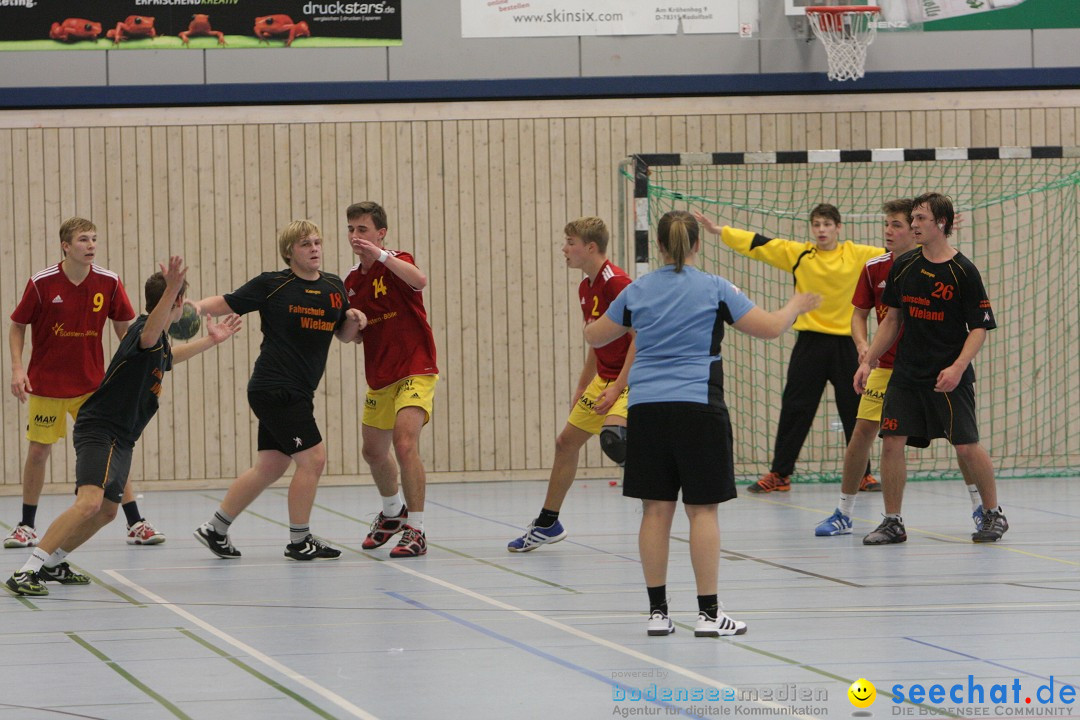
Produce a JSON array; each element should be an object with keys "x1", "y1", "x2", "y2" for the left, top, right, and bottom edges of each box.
[{"x1": 622, "y1": 148, "x2": 1080, "y2": 482}]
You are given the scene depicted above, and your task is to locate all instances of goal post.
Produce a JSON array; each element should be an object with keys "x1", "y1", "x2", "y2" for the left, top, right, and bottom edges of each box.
[{"x1": 620, "y1": 146, "x2": 1080, "y2": 482}]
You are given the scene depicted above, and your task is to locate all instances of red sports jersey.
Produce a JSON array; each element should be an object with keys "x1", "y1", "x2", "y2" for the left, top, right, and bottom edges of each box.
[
  {"x1": 851, "y1": 252, "x2": 900, "y2": 370},
  {"x1": 10, "y1": 263, "x2": 135, "y2": 398},
  {"x1": 581, "y1": 260, "x2": 632, "y2": 380},
  {"x1": 345, "y1": 250, "x2": 439, "y2": 390}
]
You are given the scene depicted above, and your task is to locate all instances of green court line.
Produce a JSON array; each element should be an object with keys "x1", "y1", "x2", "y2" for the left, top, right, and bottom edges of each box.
[
  {"x1": 178, "y1": 628, "x2": 341, "y2": 720},
  {"x1": 66, "y1": 631, "x2": 193, "y2": 720}
]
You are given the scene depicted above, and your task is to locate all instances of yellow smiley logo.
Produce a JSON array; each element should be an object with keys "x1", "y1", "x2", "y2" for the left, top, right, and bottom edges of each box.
[{"x1": 848, "y1": 678, "x2": 876, "y2": 708}]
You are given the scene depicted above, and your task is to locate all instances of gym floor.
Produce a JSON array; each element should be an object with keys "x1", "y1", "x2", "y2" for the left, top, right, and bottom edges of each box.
[{"x1": 1, "y1": 476, "x2": 1077, "y2": 720}]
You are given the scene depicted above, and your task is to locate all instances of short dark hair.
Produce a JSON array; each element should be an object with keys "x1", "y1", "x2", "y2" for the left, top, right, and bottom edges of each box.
[
  {"x1": 912, "y1": 192, "x2": 955, "y2": 236},
  {"x1": 346, "y1": 201, "x2": 388, "y2": 230},
  {"x1": 144, "y1": 272, "x2": 188, "y2": 312},
  {"x1": 882, "y1": 198, "x2": 914, "y2": 220},
  {"x1": 809, "y1": 203, "x2": 842, "y2": 225}
]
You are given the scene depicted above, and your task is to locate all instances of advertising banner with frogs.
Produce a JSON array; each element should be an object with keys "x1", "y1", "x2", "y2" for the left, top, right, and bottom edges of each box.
[{"x1": 0, "y1": 0, "x2": 401, "y2": 50}]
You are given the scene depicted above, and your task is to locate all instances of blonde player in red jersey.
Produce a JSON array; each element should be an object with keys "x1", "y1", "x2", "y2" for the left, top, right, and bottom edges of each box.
[
  {"x1": 508, "y1": 217, "x2": 634, "y2": 552},
  {"x1": 345, "y1": 202, "x2": 438, "y2": 558},
  {"x1": 7, "y1": 218, "x2": 165, "y2": 549}
]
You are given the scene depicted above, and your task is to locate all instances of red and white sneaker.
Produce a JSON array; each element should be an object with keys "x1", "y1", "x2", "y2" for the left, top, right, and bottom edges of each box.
[
  {"x1": 126, "y1": 519, "x2": 166, "y2": 545},
  {"x1": 389, "y1": 526, "x2": 427, "y2": 558},
  {"x1": 362, "y1": 507, "x2": 408, "y2": 549},
  {"x1": 4, "y1": 524, "x2": 38, "y2": 549}
]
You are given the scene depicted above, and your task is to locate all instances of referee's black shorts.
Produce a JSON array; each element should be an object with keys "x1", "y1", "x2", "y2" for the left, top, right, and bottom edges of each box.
[{"x1": 622, "y1": 402, "x2": 738, "y2": 505}]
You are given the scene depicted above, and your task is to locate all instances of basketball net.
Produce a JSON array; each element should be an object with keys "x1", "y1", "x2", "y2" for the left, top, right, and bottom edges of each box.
[{"x1": 805, "y1": 6, "x2": 880, "y2": 82}]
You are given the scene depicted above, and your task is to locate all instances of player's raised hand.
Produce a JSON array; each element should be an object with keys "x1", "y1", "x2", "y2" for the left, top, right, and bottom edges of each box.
[
  {"x1": 692, "y1": 210, "x2": 722, "y2": 236},
  {"x1": 206, "y1": 313, "x2": 243, "y2": 345},
  {"x1": 159, "y1": 256, "x2": 188, "y2": 292}
]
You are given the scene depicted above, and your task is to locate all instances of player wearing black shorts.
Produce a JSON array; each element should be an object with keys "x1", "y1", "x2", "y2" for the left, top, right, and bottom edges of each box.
[
  {"x1": 193, "y1": 221, "x2": 365, "y2": 561},
  {"x1": 6, "y1": 257, "x2": 242, "y2": 596},
  {"x1": 855, "y1": 193, "x2": 1008, "y2": 545}
]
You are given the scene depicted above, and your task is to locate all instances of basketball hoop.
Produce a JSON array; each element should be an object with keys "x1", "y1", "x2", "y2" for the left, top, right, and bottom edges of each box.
[{"x1": 805, "y1": 5, "x2": 880, "y2": 82}]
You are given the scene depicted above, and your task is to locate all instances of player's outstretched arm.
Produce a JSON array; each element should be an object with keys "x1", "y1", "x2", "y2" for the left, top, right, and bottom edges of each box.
[
  {"x1": 190, "y1": 295, "x2": 232, "y2": 317},
  {"x1": 584, "y1": 315, "x2": 629, "y2": 349},
  {"x1": 142, "y1": 256, "x2": 188, "y2": 349},
  {"x1": 172, "y1": 313, "x2": 243, "y2": 364},
  {"x1": 8, "y1": 322, "x2": 31, "y2": 402},
  {"x1": 733, "y1": 292, "x2": 821, "y2": 340},
  {"x1": 335, "y1": 308, "x2": 367, "y2": 343}
]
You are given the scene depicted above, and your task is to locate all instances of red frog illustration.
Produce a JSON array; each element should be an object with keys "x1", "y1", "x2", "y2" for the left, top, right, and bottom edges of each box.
[
  {"x1": 180, "y1": 14, "x2": 226, "y2": 46},
  {"x1": 49, "y1": 19, "x2": 102, "y2": 43},
  {"x1": 254, "y1": 15, "x2": 311, "y2": 47},
  {"x1": 106, "y1": 16, "x2": 157, "y2": 44}
]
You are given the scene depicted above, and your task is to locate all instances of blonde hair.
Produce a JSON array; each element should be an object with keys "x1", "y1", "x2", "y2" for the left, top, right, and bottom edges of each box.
[
  {"x1": 278, "y1": 220, "x2": 321, "y2": 264},
  {"x1": 657, "y1": 210, "x2": 698, "y2": 273},
  {"x1": 563, "y1": 217, "x2": 609, "y2": 253}
]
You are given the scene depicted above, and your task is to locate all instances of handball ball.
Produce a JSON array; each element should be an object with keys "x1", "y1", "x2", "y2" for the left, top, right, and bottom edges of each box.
[{"x1": 168, "y1": 303, "x2": 202, "y2": 340}]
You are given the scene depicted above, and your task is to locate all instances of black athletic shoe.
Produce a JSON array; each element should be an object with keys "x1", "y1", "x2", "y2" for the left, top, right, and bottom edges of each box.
[
  {"x1": 284, "y1": 534, "x2": 342, "y2": 561},
  {"x1": 38, "y1": 562, "x2": 90, "y2": 585},
  {"x1": 863, "y1": 516, "x2": 907, "y2": 545},
  {"x1": 5, "y1": 571, "x2": 47, "y2": 596},
  {"x1": 972, "y1": 508, "x2": 1009, "y2": 543},
  {"x1": 194, "y1": 523, "x2": 241, "y2": 558}
]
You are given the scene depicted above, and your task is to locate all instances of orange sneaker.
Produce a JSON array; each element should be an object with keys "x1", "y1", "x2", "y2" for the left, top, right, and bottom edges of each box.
[
  {"x1": 859, "y1": 474, "x2": 882, "y2": 492},
  {"x1": 746, "y1": 472, "x2": 791, "y2": 494}
]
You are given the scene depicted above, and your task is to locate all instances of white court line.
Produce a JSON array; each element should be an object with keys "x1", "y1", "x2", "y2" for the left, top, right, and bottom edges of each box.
[
  {"x1": 103, "y1": 569, "x2": 380, "y2": 720},
  {"x1": 379, "y1": 560, "x2": 824, "y2": 720}
]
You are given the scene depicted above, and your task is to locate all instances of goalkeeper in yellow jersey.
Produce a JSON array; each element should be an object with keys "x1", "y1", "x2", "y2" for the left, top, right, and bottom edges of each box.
[{"x1": 695, "y1": 205, "x2": 883, "y2": 493}]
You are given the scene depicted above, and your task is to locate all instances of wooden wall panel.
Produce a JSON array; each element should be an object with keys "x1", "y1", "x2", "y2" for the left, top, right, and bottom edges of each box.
[{"x1": 1, "y1": 90, "x2": 1079, "y2": 492}]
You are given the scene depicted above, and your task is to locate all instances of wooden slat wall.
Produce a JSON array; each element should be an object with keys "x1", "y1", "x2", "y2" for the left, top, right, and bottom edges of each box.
[{"x1": 1, "y1": 91, "x2": 1078, "y2": 492}]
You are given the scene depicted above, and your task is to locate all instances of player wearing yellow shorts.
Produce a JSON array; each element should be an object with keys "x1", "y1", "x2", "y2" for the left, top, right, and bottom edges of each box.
[
  {"x1": 814, "y1": 200, "x2": 916, "y2": 536},
  {"x1": 345, "y1": 202, "x2": 439, "y2": 558},
  {"x1": 508, "y1": 217, "x2": 635, "y2": 552},
  {"x1": 6, "y1": 217, "x2": 168, "y2": 550}
]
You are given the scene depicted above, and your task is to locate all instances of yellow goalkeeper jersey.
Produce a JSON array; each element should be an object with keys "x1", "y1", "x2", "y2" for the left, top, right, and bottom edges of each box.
[{"x1": 720, "y1": 226, "x2": 885, "y2": 335}]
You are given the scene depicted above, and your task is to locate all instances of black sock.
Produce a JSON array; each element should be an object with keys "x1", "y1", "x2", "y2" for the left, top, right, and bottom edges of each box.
[
  {"x1": 534, "y1": 508, "x2": 560, "y2": 528},
  {"x1": 647, "y1": 585, "x2": 668, "y2": 615},
  {"x1": 697, "y1": 594, "x2": 719, "y2": 619},
  {"x1": 21, "y1": 503, "x2": 37, "y2": 528},
  {"x1": 122, "y1": 501, "x2": 143, "y2": 527}
]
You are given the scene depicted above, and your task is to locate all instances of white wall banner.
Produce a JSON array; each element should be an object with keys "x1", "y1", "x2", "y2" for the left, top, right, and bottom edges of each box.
[{"x1": 462, "y1": 1, "x2": 739, "y2": 38}]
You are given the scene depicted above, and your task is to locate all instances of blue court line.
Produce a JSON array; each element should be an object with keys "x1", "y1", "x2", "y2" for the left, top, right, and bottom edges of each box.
[
  {"x1": 384, "y1": 590, "x2": 693, "y2": 716},
  {"x1": 424, "y1": 498, "x2": 641, "y2": 562},
  {"x1": 904, "y1": 637, "x2": 1079, "y2": 692}
]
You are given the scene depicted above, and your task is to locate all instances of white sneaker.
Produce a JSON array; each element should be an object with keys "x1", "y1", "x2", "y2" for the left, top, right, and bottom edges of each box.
[
  {"x1": 4, "y1": 524, "x2": 38, "y2": 549},
  {"x1": 695, "y1": 609, "x2": 747, "y2": 637},
  {"x1": 127, "y1": 519, "x2": 166, "y2": 545},
  {"x1": 647, "y1": 610, "x2": 674, "y2": 636}
]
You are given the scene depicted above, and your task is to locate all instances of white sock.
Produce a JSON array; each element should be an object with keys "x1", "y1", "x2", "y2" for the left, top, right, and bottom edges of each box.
[
  {"x1": 967, "y1": 484, "x2": 981, "y2": 511},
  {"x1": 44, "y1": 548, "x2": 69, "y2": 569},
  {"x1": 838, "y1": 493, "x2": 857, "y2": 517},
  {"x1": 20, "y1": 547, "x2": 49, "y2": 574},
  {"x1": 382, "y1": 493, "x2": 405, "y2": 518},
  {"x1": 408, "y1": 512, "x2": 424, "y2": 532},
  {"x1": 885, "y1": 513, "x2": 903, "y2": 522},
  {"x1": 289, "y1": 524, "x2": 310, "y2": 544}
]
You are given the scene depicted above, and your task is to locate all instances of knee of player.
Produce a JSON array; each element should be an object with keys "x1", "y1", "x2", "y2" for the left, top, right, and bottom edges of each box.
[
  {"x1": 73, "y1": 494, "x2": 105, "y2": 520},
  {"x1": 296, "y1": 444, "x2": 327, "y2": 472},
  {"x1": 599, "y1": 425, "x2": 627, "y2": 466}
]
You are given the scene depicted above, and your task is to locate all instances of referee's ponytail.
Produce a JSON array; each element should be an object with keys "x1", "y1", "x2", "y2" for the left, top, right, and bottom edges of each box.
[{"x1": 657, "y1": 210, "x2": 698, "y2": 273}]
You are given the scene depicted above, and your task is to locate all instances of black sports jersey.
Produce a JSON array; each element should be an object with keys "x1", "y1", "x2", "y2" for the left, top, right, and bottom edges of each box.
[
  {"x1": 75, "y1": 315, "x2": 173, "y2": 446},
  {"x1": 883, "y1": 248, "x2": 996, "y2": 388},
  {"x1": 225, "y1": 270, "x2": 348, "y2": 395}
]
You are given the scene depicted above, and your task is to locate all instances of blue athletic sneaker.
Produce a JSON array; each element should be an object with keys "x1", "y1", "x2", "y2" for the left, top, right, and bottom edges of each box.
[
  {"x1": 507, "y1": 520, "x2": 567, "y2": 552},
  {"x1": 814, "y1": 509, "x2": 853, "y2": 536},
  {"x1": 972, "y1": 504, "x2": 984, "y2": 531}
]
